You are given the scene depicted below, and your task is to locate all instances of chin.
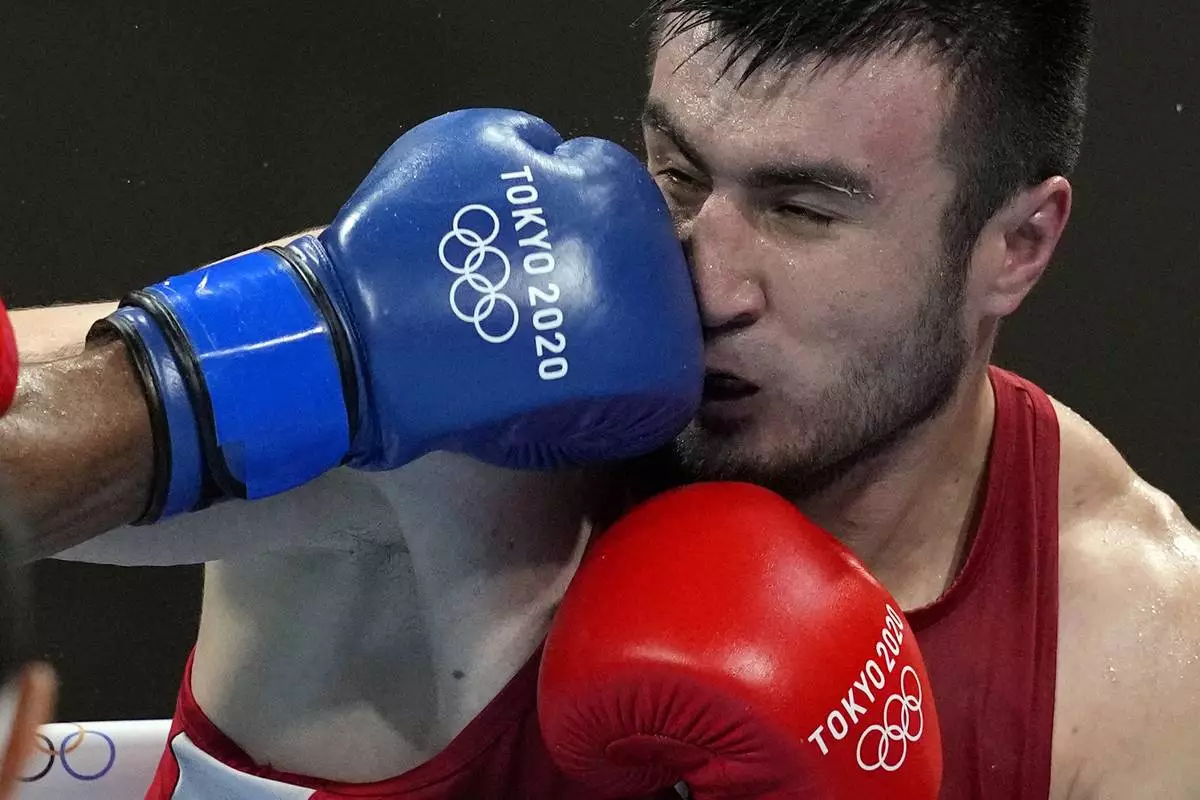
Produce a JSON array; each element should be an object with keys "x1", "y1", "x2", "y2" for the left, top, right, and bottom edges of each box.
[
  {"x1": 672, "y1": 415, "x2": 802, "y2": 483},
  {"x1": 667, "y1": 395, "x2": 886, "y2": 500}
]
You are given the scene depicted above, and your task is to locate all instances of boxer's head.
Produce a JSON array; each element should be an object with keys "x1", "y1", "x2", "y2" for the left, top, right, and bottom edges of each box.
[
  {"x1": 0, "y1": 486, "x2": 56, "y2": 797},
  {"x1": 643, "y1": 0, "x2": 1091, "y2": 496}
]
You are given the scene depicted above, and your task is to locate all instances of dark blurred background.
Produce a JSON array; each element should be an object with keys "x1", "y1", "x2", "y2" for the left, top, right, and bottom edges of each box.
[{"x1": 0, "y1": 0, "x2": 1195, "y2": 721}]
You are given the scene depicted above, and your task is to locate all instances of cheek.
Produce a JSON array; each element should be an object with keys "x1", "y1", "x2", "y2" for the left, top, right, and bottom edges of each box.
[{"x1": 762, "y1": 240, "x2": 926, "y2": 345}]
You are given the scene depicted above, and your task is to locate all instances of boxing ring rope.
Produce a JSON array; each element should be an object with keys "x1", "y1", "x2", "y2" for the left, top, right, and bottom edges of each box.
[{"x1": 17, "y1": 720, "x2": 170, "y2": 799}]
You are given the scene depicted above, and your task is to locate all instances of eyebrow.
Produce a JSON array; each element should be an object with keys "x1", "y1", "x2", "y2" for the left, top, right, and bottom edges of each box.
[
  {"x1": 745, "y1": 163, "x2": 877, "y2": 204},
  {"x1": 641, "y1": 99, "x2": 712, "y2": 175},
  {"x1": 641, "y1": 99, "x2": 878, "y2": 206}
]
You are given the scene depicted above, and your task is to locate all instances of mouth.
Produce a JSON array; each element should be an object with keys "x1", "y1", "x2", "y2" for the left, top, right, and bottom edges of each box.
[{"x1": 702, "y1": 371, "x2": 760, "y2": 403}]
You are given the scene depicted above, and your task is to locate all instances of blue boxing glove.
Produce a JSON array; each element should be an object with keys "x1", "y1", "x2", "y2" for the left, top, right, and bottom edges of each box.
[{"x1": 93, "y1": 109, "x2": 702, "y2": 522}]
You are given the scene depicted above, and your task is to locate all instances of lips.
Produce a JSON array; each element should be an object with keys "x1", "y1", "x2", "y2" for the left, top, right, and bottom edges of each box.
[{"x1": 702, "y1": 371, "x2": 760, "y2": 402}]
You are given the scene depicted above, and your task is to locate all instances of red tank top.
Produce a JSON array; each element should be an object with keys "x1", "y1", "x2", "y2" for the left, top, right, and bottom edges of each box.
[
  {"x1": 146, "y1": 366, "x2": 1058, "y2": 799},
  {"x1": 906, "y1": 367, "x2": 1060, "y2": 799}
]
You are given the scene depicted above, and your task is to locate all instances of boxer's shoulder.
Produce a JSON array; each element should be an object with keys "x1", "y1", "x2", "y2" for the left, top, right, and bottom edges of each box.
[
  {"x1": 1051, "y1": 396, "x2": 1194, "y2": 576},
  {"x1": 1048, "y1": 398, "x2": 1200, "y2": 798},
  {"x1": 312, "y1": 452, "x2": 615, "y2": 550},
  {"x1": 189, "y1": 455, "x2": 610, "y2": 784}
]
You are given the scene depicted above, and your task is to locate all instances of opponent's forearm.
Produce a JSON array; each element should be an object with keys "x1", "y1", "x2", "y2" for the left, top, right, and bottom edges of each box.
[
  {"x1": 10, "y1": 226, "x2": 324, "y2": 366},
  {"x1": 12, "y1": 301, "x2": 118, "y2": 364},
  {"x1": 2, "y1": 229, "x2": 326, "y2": 557},
  {"x1": 0, "y1": 341, "x2": 153, "y2": 559}
]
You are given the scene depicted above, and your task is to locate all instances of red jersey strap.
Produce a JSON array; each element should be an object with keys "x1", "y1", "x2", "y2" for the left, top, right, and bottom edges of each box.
[{"x1": 906, "y1": 366, "x2": 1061, "y2": 800}]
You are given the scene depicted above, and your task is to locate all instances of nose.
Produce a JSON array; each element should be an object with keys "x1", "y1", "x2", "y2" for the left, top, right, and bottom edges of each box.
[{"x1": 679, "y1": 194, "x2": 766, "y2": 338}]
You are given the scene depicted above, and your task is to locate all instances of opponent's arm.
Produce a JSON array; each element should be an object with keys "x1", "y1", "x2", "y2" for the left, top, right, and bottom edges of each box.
[
  {"x1": 1, "y1": 111, "x2": 701, "y2": 562},
  {"x1": 10, "y1": 227, "x2": 323, "y2": 365},
  {"x1": 0, "y1": 335, "x2": 154, "y2": 558},
  {"x1": 6, "y1": 302, "x2": 374, "y2": 566},
  {"x1": 2, "y1": 232, "x2": 326, "y2": 561},
  {"x1": 10, "y1": 225, "x2": 326, "y2": 363},
  {"x1": 12, "y1": 301, "x2": 117, "y2": 363}
]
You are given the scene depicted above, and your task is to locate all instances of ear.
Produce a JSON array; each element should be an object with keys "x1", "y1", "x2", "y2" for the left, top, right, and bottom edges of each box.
[
  {"x1": 0, "y1": 663, "x2": 57, "y2": 798},
  {"x1": 976, "y1": 176, "x2": 1072, "y2": 317}
]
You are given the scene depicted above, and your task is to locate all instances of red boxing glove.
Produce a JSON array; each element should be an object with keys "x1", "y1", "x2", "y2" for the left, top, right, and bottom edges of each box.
[
  {"x1": 538, "y1": 483, "x2": 942, "y2": 799},
  {"x1": 0, "y1": 296, "x2": 16, "y2": 416}
]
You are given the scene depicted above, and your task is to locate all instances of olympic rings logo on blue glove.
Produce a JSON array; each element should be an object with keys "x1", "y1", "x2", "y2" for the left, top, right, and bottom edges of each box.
[{"x1": 440, "y1": 204, "x2": 521, "y2": 345}]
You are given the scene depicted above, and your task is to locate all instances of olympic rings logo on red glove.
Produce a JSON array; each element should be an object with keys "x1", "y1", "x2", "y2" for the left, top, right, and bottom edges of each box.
[
  {"x1": 856, "y1": 665, "x2": 926, "y2": 772},
  {"x1": 806, "y1": 604, "x2": 933, "y2": 776}
]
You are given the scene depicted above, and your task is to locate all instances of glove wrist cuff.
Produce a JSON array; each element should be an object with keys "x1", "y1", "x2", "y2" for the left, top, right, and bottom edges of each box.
[
  {"x1": 271, "y1": 236, "x2": 362, "y2": 444},
  {"x1": 88, "y1": 308, "x2": 210, "y2": 522},
  {"x1": 126, "y1": 246, "x2": 354, "y2": 501}
]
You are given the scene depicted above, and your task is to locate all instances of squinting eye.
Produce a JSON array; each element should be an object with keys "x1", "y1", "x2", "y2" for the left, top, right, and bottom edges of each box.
[
  {"x1": 780, "y1": 205, "x2": 836, "y2": 227},
  {"x1": 656, "y1": 168, "x2": 702, "y2": 188}
]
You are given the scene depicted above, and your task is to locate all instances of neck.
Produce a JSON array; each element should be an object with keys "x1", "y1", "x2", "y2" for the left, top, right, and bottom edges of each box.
[{"x1": 796, "y1": 361, "x2": 997, "y2": 609}]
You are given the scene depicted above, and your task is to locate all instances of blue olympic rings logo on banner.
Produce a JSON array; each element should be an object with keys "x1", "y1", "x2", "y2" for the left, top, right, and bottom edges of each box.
[{"x1": 19, "y1": 724, "x2": 117, "y2": 782}]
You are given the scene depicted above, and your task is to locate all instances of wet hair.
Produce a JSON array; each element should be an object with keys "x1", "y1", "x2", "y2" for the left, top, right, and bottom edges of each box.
[{"x1": 649, "y1": 0, "x2": 1094, "y2": 262}]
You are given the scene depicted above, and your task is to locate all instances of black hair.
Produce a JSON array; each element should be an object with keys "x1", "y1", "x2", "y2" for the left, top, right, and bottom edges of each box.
[{"x1": 649, "y1": 0, "x2": 1093, "y2": 261}]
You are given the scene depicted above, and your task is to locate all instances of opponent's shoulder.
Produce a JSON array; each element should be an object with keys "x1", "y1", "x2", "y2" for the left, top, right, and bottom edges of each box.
[{"x1": 1048, "y1": 397, "x2": 1200, "y2": 798}]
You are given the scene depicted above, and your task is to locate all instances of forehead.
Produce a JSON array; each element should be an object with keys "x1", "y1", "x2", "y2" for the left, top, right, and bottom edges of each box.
[{"x1": 648, "y1": 24, "x2": 956, "y2": 188}]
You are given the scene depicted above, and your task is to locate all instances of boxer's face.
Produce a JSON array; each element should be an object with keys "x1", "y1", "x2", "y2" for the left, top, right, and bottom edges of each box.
[{"x1": 645, "y1": 27, "x2": 974, "y2": 495}]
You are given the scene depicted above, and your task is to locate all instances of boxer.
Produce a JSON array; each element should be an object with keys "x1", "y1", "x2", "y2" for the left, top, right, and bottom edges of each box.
[
  {"x1": 4, "y1": 108, "x2": 942, "y2": 798},
  {"x1": 4, "y1": 0, "x2": 1200, "y2": 798}
]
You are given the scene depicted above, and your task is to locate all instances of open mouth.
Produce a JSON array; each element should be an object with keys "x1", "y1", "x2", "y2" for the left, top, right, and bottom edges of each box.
[{"x1": 702, "y1": 371, "x2": 760, "y2": 402}]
